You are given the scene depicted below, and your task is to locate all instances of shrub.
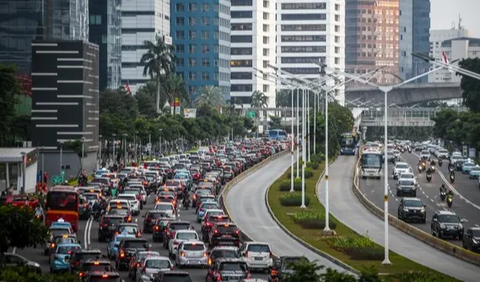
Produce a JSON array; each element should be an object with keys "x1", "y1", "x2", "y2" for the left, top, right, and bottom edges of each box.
[
  {"x1": 291, "y1": 210, "x2": 337, "y2": 230},
  {"x1": 326, "y1": 235, "x2": 383, "y2": 260},
  {"x1": 279, "y1": 179, "x2": 302, "y2": 191},
  {"x1": 311, "y1": 153, "x2": 325, "y2": 163},
  {"x1": 286, "y1": 168, "x2": 313, "y2": 179},
  {"x1": 279, "y1": 192, "x2": 310, "y2": 206},
  {"x1": 394, "y1": 271, "x2": 453, "y2": 282},
  {"x1": 306, "y1": 161, "x2": 319, "y2": 170},
  {"x1": 304, "y1": 167, "x2": 314, "y2": 178}
]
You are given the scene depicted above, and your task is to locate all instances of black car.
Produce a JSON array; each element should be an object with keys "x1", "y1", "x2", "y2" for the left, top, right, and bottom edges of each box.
[
  {"x1": 396, "y1": 179, "x2": 416, "y2": 197},
  {"x1": 143, "y1": 210, "x2": 173, "y2": 233},
  {"x1": 153, "y1": 271, "x2": 192, "y2": 282},
  {"x1": 79, "y1": 196, "x2": 91, "y2": 220},
  {"x1": 70, "y1": 249, "x2": 103, "y2": 273},
  {"x1": 431, "y1": 210, "x2": 464, "y2": 239},
  {"x1": 152, "y1": 218, "x2": 172, "y2": 242},
  {"x1": 208, "y1": 246, "x2": 240, "y2": 266},
  {"x1": 205, "y1": 259, "x2": 249, "y2": 282},
  {"x1": 208, "y1": 223, "x2": 240, "y2": 248},
  {"x1": 77, "y1": 259, "x2": 114, "y2": 280},
  {"x1": 463, "y1": 227, "x2": 480, "y2": 253},
  {"x1": 397, "y1": 197, "x2": 426, "y2": 223},
  {"x1": 268, "y1": 256, "x2": 309, "y2": 282},
  {"x1": 98, "y1": 215, "x2": 125, "y2": 242},
  {"x1": 115, "y1": 238, "x2": 149, "y2": 270},
  {"x1": 84, "y1": 271, "x2": 123, "y2": 282}
]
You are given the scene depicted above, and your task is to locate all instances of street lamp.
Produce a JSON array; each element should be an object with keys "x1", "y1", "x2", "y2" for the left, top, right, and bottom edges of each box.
[
  {"x1": 81, "y1": 137, "x2": 86, "y2": 173},
  {"x1": 159, "y1": 129, "x2": 163, "y2": 156},
  {"x1": 134, "y1": 131, "x2": 139, "y2": 164},
  {"x1": 112, "y1": 134, "x2": 116, "y2": 165},
  {"x1": 98, "y1": 135, "x2": 102, "y2": 169},
  {"x1": 312, "y1": 60, "x2": 444, "y2": 264},
  {"x1": 58, "y1": 140, "x2": 65, "y2": 175},
  {"x1": 41, "y1": 146, "x2": 45, "y2": 189},
  {"x1": 122, "y1": 134, "x2": 128, "y2": 165},
  {"x1": 20, "y1": 152, "x2": 26, "y2": 194}
]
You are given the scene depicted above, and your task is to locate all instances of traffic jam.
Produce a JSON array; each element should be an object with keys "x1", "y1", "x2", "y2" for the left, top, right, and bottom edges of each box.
[{"x1": 8, "y1": 140, "x2": 312, "y2": 282}]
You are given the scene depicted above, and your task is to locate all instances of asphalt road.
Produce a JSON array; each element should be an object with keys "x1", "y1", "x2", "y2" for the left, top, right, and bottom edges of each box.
[
  {"x1": 359, "y1": 151, "x2": 480, "y2": 247},
  {"x1": 17, "y1": 187, "x2": 269, "y2": 281},
  {"x1": 225, "y1": 153, "x2": 354, "y2": 275},
  {"x1": 319, "y1": 155, "x2": 480, "y2": 282}
]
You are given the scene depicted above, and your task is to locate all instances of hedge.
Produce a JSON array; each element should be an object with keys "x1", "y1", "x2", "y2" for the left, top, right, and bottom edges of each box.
[
  {"x1": 306, "y1": 162, "x2": 319, "y2": 169},
  {"x1": 326, "y1": 235, "x2": 383, "y2": 260},
  {"x1": 279, "y1": 178, "x2": 302, "y2": 191},
  {"x1": 279, "y1": 192, "x2": 310, "y2": 206},
  {"x1": 286, "y1": 167, "x2": 314, "y2": 179},
  {"x1": 291, "y1": 210, "x2": 337, "y2": 230}
]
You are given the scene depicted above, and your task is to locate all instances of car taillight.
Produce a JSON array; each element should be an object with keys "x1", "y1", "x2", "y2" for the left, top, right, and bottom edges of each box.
[
  {"x1": 155, "y1": 226, "x2": 159, "y2": 231},
  {"x1": 50, "y1": 243, "x2": 55, "y2": 248},
  {"x1": 137, "y1": 262, "x2": 141, "y2": 267},
  {"x1": 136, "y1": 231, "x2": 142, "y2": 237},
  {"x1": 101, "y1": 223, "x2": 107, "y2": 227},
  {"x1": 215, "y1": 271, "x2": 222, "y2": 281},
  {"x1": 235, "y1": 230, "x2": 240, "y2": 235},
  {"x1": 170, "y1": 231, "x2": 175, "y2": 237},
  {"x1": 247, "y1": 271, "x2": 251, "y2": 278},
  {"x1": 213, "y1": 229, "x2": 218, "y2": 234},
  {"x1": 79, "y1": 272, "x2": 85, "y2": 277},
  {"x1": 271, "y1": 269, "x2": 277, "y2": 276},
  {"x1": 170, "y1": 266, "x2": 174, "y2": 270},
  {"x1": 206, "y1": 222, "x2": 213, "y2": 227},
  {"x1": 203, "y1": 252, "x2": 208, "y2": 257},
  {"x1": 180, "y1": 251, "x2": 185, "y2": 257},
  {"x1": 120, "y1": 250, "x2": 125, "y2": 257}
]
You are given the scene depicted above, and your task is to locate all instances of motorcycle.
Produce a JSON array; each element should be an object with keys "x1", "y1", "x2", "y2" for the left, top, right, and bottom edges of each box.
[
  {"x1": 182, "y1": 198, "x2": 190, "y2": 210},
  {"x1": 440, "y1": 191, "x2": 446, "y2": 201},
  {"x1": 408, "y1": 147, "x2": 412, "y2": 153},
  {"x1": 438, "y1": 159, "x2": 443, "y2": 167},
  {"x1": 450, "y1": 173, "x2": 455, "y2": 184},
  {"x1": 447, "y1": 194, "x2": 453, "y2": 208},
  {"x1": 418, "y1": 165, "x2": 424, "y2": 173},
  {"x1": 426, "y1": 173, "x2": 432, "y2": 182},
  {"x1": 431, "y1": 166, "x2": 436, "y2": 173}
]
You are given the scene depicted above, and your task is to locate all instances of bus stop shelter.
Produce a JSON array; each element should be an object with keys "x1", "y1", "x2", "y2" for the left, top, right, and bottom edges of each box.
[{"x1": 0, "y1": 148, "x2": 39, "y2": 194}]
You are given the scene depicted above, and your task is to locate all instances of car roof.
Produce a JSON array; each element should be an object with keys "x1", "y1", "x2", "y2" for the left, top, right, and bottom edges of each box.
[
  {"x1": 245, "y1": 242, "x2": 270, "y2": 246},
  {"x1": 216, "y1": 258, "x2": 246, "y2": 263},
  {"x1": 436, "y1": 210, "x2": 457, "y2": 215},
  {"x1": 76, "y1": 249, "x2": 101, "y2": 254},
  {"x1": 395, "y1": 162, "x2": 408, "y2": 166},
  {"x1": 169, "y1": 220, "x2": 191, "y2": 224},
  {"x1": 144, "y1": 255, "x2": 170, "y2": 261},
  {"x1": 211, "y1": 246, "x2": 239, "y2": 251}
]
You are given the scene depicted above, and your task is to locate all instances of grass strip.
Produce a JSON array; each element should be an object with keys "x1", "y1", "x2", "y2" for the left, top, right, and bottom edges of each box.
[{"x1": 267, "y1": 159, "x2": 458, "y2": 281}]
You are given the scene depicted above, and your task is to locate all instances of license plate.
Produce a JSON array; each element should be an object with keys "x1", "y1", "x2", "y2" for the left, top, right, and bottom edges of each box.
[
  {"x1": 254, "y1": 257, "x2": 263, "y2": 261},
  {"x1": 109, "y1": 226, "x2": 115, "y2": 230},
  {"x1": 187, "y1": 260, "x2": 201, "y2": 264}
]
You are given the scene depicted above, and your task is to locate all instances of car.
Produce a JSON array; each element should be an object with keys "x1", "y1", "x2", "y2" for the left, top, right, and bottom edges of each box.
[
  {"x1": 51, "y1": 220, "x2": 74, "y2": 233},
  {"x1": 469, "y1": 165, "x2": 480, "y2": 179},
  {"x1": 268, "y1": 256, "x2": 309, "y2": 282},
  {"x1": 107, "y1": 206, "x2": 133, "y2": 223},
  {"x1": 196, "y1": 202, "x2": 221, "y2": 222},
  {"x1": 136, "y1": 256, "x2": 173, "y2": 282},
  {"x1": 152, "y1": 218, "x2": 173, "y2": 242},
  {"x1": 152, "y1": 271, "x2": 192, "y2": 282},
  {"x1": 143, "y1": 210, "x2": 174, "y2": 233},
  {"x1": 208, "y1": 222, "x2": 240, "y2": 248},
  {"x1": 238, "y1": 242, "x2": 273, "y2": 271},
  {"x1": 79, "y1": 196, "x2": 92, "y2": 220},
  {"x1": 462, "y1": 227, "x2": 480, "y2": 253},
  {"x1": 398, "y1": 172, "x2": 417, "y2": 185},
  {"x1": 84, "y1": 271, "x2": 122, "y2": 282},
  {"x1": 397, "y1": 197, "x2": 426, "y2": 223},
  {"x1": 396, "y1": 179, "x2": 416, "y2": 197},
  {"x1": 153, "y1": 202, "x2": 175, "y2": 217},
  {"x1": 115, "y1": 238, "x2": 150, "y2": 270},
  {"x1": 462, "y1": 162, "x2": 476, "y2": 174},
  {"x1": 207, "y1": 246, "x2": 240, "y2": 266},
  {"x1": 114, "y1": 223, "x2": 142, "y2": 238},
  {"x1": 70, "y1": 249, "x2": 103, "y2": 273},
  {"x1": 162, "y1": 221, "x2": 195, "y2": 248},
  {"x1": 128, "y1": 251, "x2": 161, "y2": 280},
  {"x1": 116, "y1": 194, "x2": 141, "y2": 215},
  {"x1": 48, "y1": 234, "x2": 78, "y2": 256},
  {"x1": 436, "y1": 148, "x2": 449, "y2": 159},
  {"x1": 392, "y1": 162, "x2": 410, "y2": 179},
  {"x1": 1, "y1": 253, "x2": 41, "y2": 273},
  {"x1": 175, "y1": 241, "x2": 209, "y2": 268},
  {"x1": 168, "y1": 230, "x2": 200, "y2": 259},
  {"x1": 76, "y1": 259, "x2": 114, "y2": 280},
  {"x1": 205, "y1": 258, "x2": 250, "y2": 281},
  {"x1": 108, "y1": 233, "x2": 136, "y2": 259},
  {"x1": 431, "y1": 210, "x2": 465, "y2": 240},
  {"x1": 98, "y1": 215, "x2": 125, "y2": 242},
  {"x1": 420, "y1": 150, "x2": 431, "y2": 160},
  {"x1": 200, "y1": 209, "x2": 225, "y2": 224},
  {"x1": 50, "y1": 243, "x2": 81, "y2": 273}
]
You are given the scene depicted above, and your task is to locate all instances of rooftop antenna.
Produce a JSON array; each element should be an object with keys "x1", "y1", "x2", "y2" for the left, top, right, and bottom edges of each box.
[{"x1": 458, "y1": 14, "x2": 463, "y2": 30}]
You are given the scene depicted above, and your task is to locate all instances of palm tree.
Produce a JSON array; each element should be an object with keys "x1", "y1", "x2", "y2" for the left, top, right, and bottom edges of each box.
[
  {"x1": 195, "y1": 86, "x2": 224, "y2": 107},
  {"x1": 251, "y1": 90, "x2": 269, "y2": 108},
  {"x1": 162, "y1": 74, "x2": 190, "y2": 114},
  {"x1": 140, "y1": 34, "x2": 175, "y2": 113}
]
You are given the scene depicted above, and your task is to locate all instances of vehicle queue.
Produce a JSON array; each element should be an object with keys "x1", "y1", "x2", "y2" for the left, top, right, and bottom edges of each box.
[{"x1": 5, "y1": 139, "x2": 313, "y2": 282}]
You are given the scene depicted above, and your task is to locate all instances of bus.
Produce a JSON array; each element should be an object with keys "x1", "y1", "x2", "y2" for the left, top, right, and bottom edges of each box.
[
  {"x1": 340, "y1": 132, "x2": 359, "y2": 155},
  {"x1": 45, "y1": 186, "x2": 80, "y2": 232},
  {"x1": 361, "y1": 150, "x2": 383, "y2": 179},
  {"x1": 267, "y1": 129, "x2": 287, "y2": 141}
]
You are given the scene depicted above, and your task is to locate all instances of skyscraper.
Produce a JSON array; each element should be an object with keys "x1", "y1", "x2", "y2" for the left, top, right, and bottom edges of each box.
[
  {"x1": 399, "y1": 0, "x2": 430, "y2": 83},
  {"x1": 89, "y1": 0, "x2": 122, "y2": 92},
  {"x1": 346, "y1": 0, "x2": 400, "y2": 85},
  {"x1": 171, "y1": 0, "x2": 231, "y2": 101},
  {"x1": 44, "y1": 0, "x2": 89, "y2": 41},
  {"x1": 277, "y1": 0, "x2": 345, "y2": 105},
  {"x1": 121, "y1": 0, "x2": 171, "y2": 94},
  {"x1": 230, "y1": 0, "x2": 276, "y2": 107}
]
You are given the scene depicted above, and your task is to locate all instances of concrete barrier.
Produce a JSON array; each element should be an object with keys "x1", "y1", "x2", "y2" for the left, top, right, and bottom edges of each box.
[{"x1": 351, "y1": 157, "x2": 480, "y2": 267}]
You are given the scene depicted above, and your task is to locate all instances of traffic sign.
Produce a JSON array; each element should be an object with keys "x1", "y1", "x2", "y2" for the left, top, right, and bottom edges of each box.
[{"x1": 246, "y1": 111, "x2": 256, "y2": 118}]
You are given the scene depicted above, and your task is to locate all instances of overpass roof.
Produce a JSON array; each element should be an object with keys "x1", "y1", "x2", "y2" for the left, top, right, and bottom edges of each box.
[{"x1": 351, "y1": 108, "x2": 363, "y2": 119}]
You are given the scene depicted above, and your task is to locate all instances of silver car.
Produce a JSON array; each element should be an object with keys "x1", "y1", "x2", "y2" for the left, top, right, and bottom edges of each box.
[
  {"x1": 136, "y1": 256, "x2": 173, "y2": 282},
  {"x1": 175, "y1": 240, "x2": 208, "y2": 268}
]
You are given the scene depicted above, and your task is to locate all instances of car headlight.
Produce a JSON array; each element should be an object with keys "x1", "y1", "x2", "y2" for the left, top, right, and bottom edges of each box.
[
  {"x1": 473, "y1": 239, "x2": 479, "y2": 244},
  {"x1": 34, "y1": 262, "x2": 40, "y2": 267},
  {"x1": 403, "y1": 208, "x2": 409, "y2": 212},
  {"x1": 440, "y1": 224, "x2": 446, "y2": 229}
]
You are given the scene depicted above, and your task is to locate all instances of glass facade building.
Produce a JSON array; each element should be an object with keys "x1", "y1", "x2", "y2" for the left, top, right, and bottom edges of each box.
[
  {"x1": 171, "y1": 0, "x2": 231, "y2": 101},
  {"x1": 89, "y1": 0, "x2": 122, "y2": 91},
  {"x1": 44, "y1": 0, "x2": 89, "y2": 41}
]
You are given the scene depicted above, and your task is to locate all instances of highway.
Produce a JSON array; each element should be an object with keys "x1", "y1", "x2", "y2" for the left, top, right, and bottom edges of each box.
[
  {"x1": 319, "y1": 155, "x2": 480, "y2": 282},
  {"x1": 17, "y1": 188, "x2": 269, "y2": 281},
  {"x1": 225, "y1": 153, "x2": 354, "y2": 275}
]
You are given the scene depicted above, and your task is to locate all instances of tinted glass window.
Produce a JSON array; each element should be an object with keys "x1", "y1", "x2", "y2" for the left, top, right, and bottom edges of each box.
[
  {"x1": 219, "y1": 262, "x2": 248, "y2": 271},
  {"x1": 57, "y1": 246, "x2": 80, "y2": 254},
  {"x1": 75, "y1": 253, "x2": 101, "y2": 261},
  {"x1": 146, "y1": 259, "x2": 170, "y2": 268},
  {"x1": 210, "y1": 249, "x2": 240, "y2": 259},
  {"x1": 170, "y1": 223, "x2": 190, "y2": 230},
  {"x1": 398, "y1": 180, "x2": 414, "y2": 186},
  {"x1": 123, "y1": 241, "x2": 148, "y2": 249},
  {"x1": 247, "y1": 244, "x2": 270, "y2": 252},
  {"x1": 472, "y1": 229, "x2": 480, "y2": 237},
  {"x1": 404, "y1": 200, "x2": 423, "y2": 207},
  {"x1": 183, "y1": 244, "x2": 205, "y2": 251},
  {"x1": 51, "y1": 229, "x2": 69, "y2": 237},
  {"x1": 177, "y1": 232, "x2": 198, "y2": 240},
  {"x1": 162, "y1": 275, "x2": 192, "y2": 282},
  {"x1": 217, "y1": 225, "x2": 237, "y2": 233},
  {"x1": 84, "y1": 263, "x2": 112, "y2": 272},
  {"x1": 438, "y1": 215, "x2": 460, "y2": 223},
  {"x1": 103, "y1": 217, "x2": 123, "y2": 225}
]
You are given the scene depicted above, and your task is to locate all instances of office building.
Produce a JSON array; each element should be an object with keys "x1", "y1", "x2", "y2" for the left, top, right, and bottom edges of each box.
[
  {"x1": 399, "y1": 0, "x2": 430, "y2": 83},
  {"x1": 429, "y1": 37, "x2": 480, "y2": 83},
  {"x1": 277, "y1": 0, "x2": 345, "y2": 105},
  {"x1": 171, "y1": 0, "x2": 231, "y2": 100},
  {"x1": 30, "y1": 40, "x2": 99, "y2": 154},
  {"x1": 89, "y1": 0, "x2": 122, "y2": 92},
  {"x1": 230, "y1": 0, "x2": 276, "y2": 107},
  {"x1": 121, "y1": 0, "x2": 171, "y2": 94},
  {"x1": 345, "y1": 0, "x2": 399, "y2": 85}
]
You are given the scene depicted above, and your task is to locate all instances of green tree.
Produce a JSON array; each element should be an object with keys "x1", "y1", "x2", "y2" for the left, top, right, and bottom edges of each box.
[
  {"x1": 251, "y1": 90, "x2": 269, "y2": 108},
  {"x1": 276, "y1": 89, "x2": 293, "y2": 108},
  {"x1": 196, "y1": 86, "x2": 224, "y2": 107},
  {"x1": 135, "y1": 82, "x2": 158, "y2": 118},
  {"x1": 458, "y1": 58, "x2": 480, "y2": 113},
  {"x1": 0, "y1": 205, "x2": 50, "y2": 254},
  {"x1": 269, "y1": 115, "x2": 283, "y2": 129},
  {"x1": 163, "y1": 74, "x2": 190, "y2": 113},
  {"x1": 284, "y1": 260, "x2": 324, "y2": 282},
  {"x1": 140, "y1": 34, "x2": 175, "y2": 113},
  {"x1": 99, "y1": 88, "x2": 138, "y2": 137},
  {"x1": 0, "y1": 266, "x2": 80, "y2": 282},
  {"x1": 0, "y1": 64, "x2": 21, "y2": 146}
]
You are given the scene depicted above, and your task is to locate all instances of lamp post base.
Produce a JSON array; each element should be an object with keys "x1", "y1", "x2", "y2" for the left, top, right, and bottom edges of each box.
[
  {"x1": 322, "y1": 229, "x2": 336, "y2": 236},
  {"x1": 382, "y1": 259, "x2": 392, "y2": 265}
]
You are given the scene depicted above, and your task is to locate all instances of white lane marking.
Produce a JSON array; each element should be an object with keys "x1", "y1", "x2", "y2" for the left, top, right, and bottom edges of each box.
[
  {"x1": 461, "y1": 218, "x2": 468, "y2": 223},
  {"x1": 430, "y1": 199, "x2": 434, "y2": 202},
  {"x1": 371, "y1": 189, "x2": 375, "y2": 193},
  {"x1": 425, "y1": 195, "x2": 429, "y2": 199},
  {"x1": 84, "y1": 217, "x2": 92, "y2": 248},
  {"x1": 12, "y1": 247, "x2": 16, "y2": 254},
  {"x1": 437, "y1": 203, "x2": 441, "y2": 207},
  {"x1": 475, "y1": 224, "x2": 479, "y2": 227}
]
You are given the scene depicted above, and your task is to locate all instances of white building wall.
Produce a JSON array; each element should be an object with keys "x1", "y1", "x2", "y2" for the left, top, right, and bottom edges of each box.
[
  {"x1": 121, "y1": 0, "x2": 171, "y2": 94},
  {"x1": 276, "y1": 0, "x2": 345, "y2": 105}
]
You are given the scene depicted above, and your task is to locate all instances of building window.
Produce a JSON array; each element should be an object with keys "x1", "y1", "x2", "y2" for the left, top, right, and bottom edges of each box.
[
  {"x1": 189, "y1": 17, "x2": 196, "y2": 26},
  {"x1": 202, "y1": 17, "x2": 209, "y2": 26},
  {"x1": 335, "y1": 25, "x2": 340, "y2": 32},
  {"x1": 231, "y1": 35, "x2": 253, "y2": 43},
  {"x1": 176, "y1": 30, "x2": 184, "y2": 40},
  {"x1": 231, "y1": 23, "x2": 252, "y2": 31},
  {"x1": 231, "y1": 0, "x2": 253, "y2": 6},
  {"x1": 202, "y1": 3, "x2": 209, "y2": 11},
  {"x1": 263, "y1": 85, "x2": 269, "y2": 92},
  {"x1": 189, "y1": 31, "x2": 197, "y2": 40},
  {"x1": 202, "y1": 72, "x2": 210, "y2": 81},
  {"x1": 282, "y1": 68, "x2": 319, "y2": 74},
  {"x1": 281, "y1": 14, "x2": 326, "y2": 20},
  {"x1": 231, "y1": 47, "x2": 252, "y2": 55},
  {"x1": 335, "y1": 47, "x2": 339, "y2": 54},
  {"x1": 189, "y1": 85, "x2": 196, "y2": 94},
  {"x1": 214, "y1": 45, "x2": 219, "y2": 53},
  {"x1": 189, "y1": 44, "x2": 196, "y2": 53},
  {"x1": 231, "y1": 72, "x2": 252, "y2": 80},
  {"x1": 214, "y1": 72, "x2": 219, "y2": 81},
  {"x1": 189, "y1": 58, "x2": 197, "y2": 67},
  {"x1": 202, "y1": 58, "x2": 210, "y2": 67},
  {"x1": 176, "y1": 3, "x2": 185, "y2": 12},
  {"x1": 89, "y1": 15, "x2": 102, "y2": 25},
  {"x1": 281, "y1": 46, "x2": 326, "y2": 53},
  {"x1": 231, "y1": 84, "x2": 253, "y2": 92},
  {"x1": 189, "y1": 3, "x2": 197, "y2": 11},
  {"x1": 201, "y1": 44, "x2": 210, "y2": 53},
  {"x1": 335, "y1": 57, "x2": 340, "y2": 64},
  {"x1": 231, "y1": 11, "x2": 252, "y2": 18},
  {"x1": 281, "y1": 35, "x2": 325, "y2": 42},
  {"x1": 176, "y1": 17, "x2": 184, "y2": 26},
  {"x1": 201, "y1": 31, "x2": 209, "y2": 40},
  {"x1": 214, "y1": 4, "x2": 219, "y2": 11},
  {"x1": 281, "y1": 24, "x2": 326, "y2": 31},
  {"x1": 231, "y1": 60, "x2": 252, "y2": 67},
  {"x1": 281, "y1": 57, "x2": 325, "y2": 64},
  {"x1": 281, "y1": 3, "x2": 326, "y2": 9},
  {"x1": 214, "y1": 31, "x2": 219, "y2": 39},
  {"x1": 189, "y1": 72, "x2": 197, "y2": 80},
  {"x1": 335, "y1": 14, "x2": 340, "y2": 21},
  {"x1": 176, "y1": 44, "x2": 185, "y2": 53},
  {"x1": 335, "y1": 4, "x2": 340, "y2": 11}
]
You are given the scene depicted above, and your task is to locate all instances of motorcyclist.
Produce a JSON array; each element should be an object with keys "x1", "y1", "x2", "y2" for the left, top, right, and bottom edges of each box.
[
  {"x1": 439, "y1": 184, "x2": 446, "y2": 193},
  {"x1": 35, "y1": 205, "x2": 43, "y2": 218},
  {"x1": 447, "y1": 189, "x2": 454, "y2": 197},
  {"x1": 426, "y1": 167, "x2": 433, "y2": 175},
  {"x1": 92, "y1": 201, "x2": 102, "y2": 219},
  {"x1": 182, "y1": 189, "x2": 190, "y2": 207},
  {"x1": 430, "y1": 159, "x2": 436, "y2": 166}
]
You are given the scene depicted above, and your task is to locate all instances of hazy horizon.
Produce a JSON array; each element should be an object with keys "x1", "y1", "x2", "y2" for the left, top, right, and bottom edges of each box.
[{"x1": 431, "y1": 0, "x2": 480, "y2": 37}]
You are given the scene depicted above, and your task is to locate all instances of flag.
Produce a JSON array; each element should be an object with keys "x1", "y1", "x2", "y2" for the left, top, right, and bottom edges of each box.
[
  {"x1": 125, "y1": 81, "x2": 132, "y2": 95},
  {"x1": 441, "y1": 51, "x2": 454, "y2": 73}
]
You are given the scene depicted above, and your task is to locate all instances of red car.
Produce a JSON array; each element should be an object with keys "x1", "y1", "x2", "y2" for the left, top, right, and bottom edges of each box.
[{"x1": 3, "y1": 195, "x2": 39, "y2": 209}]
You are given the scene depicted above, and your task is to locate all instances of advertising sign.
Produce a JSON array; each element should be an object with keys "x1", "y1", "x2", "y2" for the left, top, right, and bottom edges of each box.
[{"x1": 184, "y1": 108, "x2": 197, "y2": 118}]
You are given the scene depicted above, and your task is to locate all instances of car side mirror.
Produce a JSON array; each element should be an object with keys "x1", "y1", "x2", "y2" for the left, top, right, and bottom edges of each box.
[
  {"x1": 433, "y1": 218, "x2": 438, "y2": 222},
  {"x1": 423, "y1": 205, "x2": 426, "y2": 208},
  {"x1": 461, "y1": 219, "x2": 466, "y2": 223}
]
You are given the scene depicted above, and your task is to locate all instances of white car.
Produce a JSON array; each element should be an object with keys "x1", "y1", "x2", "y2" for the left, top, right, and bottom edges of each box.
[
  {"x1": 154, "y1": 202, "x2": 175, "y2": 217},
  {"x1": 420, "y1": 150, "x2": 431, "y2": 160},
  {"x1": 392, "y1": 149, "x2": 401, "y2": 159},
  {"x1": 435, "y1": 148, "x2": 449, "y2": 159},
  {"x1": 168, "y1": 230, "x2": 199, "y2": 258},
  {"x1": 392, "y1": 162, "x2": 411, "y2": 179},
  {"x1": 239, "y1": 242, "x2": 273, "y2": 271},
  {"x1": 116, "y1": 194, "x2": 140, "y2": 215},
  {"x1": 398, "y1": 172, "x2": 417, "y2": 186},
  {"x1": 136, "y1": 256, "x2": 173, "y2": 282}
]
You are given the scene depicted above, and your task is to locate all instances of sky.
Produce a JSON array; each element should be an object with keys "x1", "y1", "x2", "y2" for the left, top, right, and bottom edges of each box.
[{"x1": 430, "y1": 0, "x2": 480, "y2": 37}]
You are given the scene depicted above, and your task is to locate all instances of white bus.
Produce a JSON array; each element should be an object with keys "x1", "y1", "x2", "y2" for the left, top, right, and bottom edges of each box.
[{"x1": 361, "y1": 150, "x2": 383, "y2": 179}]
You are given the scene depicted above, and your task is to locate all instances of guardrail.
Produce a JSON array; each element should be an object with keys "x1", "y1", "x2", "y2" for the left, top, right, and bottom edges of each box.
[{"x1": 351, "y1": 156, "x2": 480, "y2": 267}]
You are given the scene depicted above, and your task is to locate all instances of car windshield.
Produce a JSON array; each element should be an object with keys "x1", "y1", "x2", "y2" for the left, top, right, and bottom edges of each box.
[
  {"x1": 138, "y1": 252, "x2": 160, "y2": 261},
  {"x1": 247, "y1": 244, "x2": 270, "y2": 252},
  {"x1": 438, "y1": 215, "x2": 460, "y2": 223},
  {"x1": 118, "y1": 226, "x2": 137, "y2": 233},
  {"x1": 206, "y1": 211, "x2": 224, "y2": 217},
  {"x1": 399, "y1": 180, "x2": 414, "y2": 186},
  {"x1": 74, "y1": 252, "x2": 101, "y2": 261},
  {"x1": 211, "y1": 249, "x2": 240, "y2": 259},
  {"x1": 404, "y1": 200, "x2": 423, "y2": 207},
  {"x1": 84, "y1": 263, "x2": 112, "y2": 272},
  {"x1": 123, "y1": 190, "x2": 139, "y2": 195},
  {"x1": 421, "y1": 151, "x2": 429, "y2": 155},
  {"x1": 183, "y1": 244, "x2": 205, "y2": 251},
  {"x1": 170, "y1": 223, "x2": 190, "y2": 230},
  {"x1": 146, "y1": 259, "x2": 170, "y2": 269},
  {"x1": 202, "y1": 203, "x2": 219, "y2": 210},
  {"x1": 117, "y1": 195, "x2": 135, "y2": 201},
  {"x1": 103, "y1": 217, "x2": 123, "y2": 225},
  {"x1": 55, "y1": 237, "x2": 76, "y2": 244},
  {"x1": 472, "y1": 230, "x2": 480, "y2": 237},
  {"x1": 219, "y1": 262, "x2": 248, "y2": 271},
  {"x1": 162, "y1": 275, "x2": 192, "y2": 282},
  {"x1": 400, "y1": 174, "x2": 414, "y2": 179},
  {"x1": 57, "y1": 245, "x2": 80, "y2": 254},
  {"x1": 396, "y1": 164, "x2": 408, "y2": 169},
  {"x1": 464, "y1": 163, "x2": 474, "y2": 167},
  {"x1": 51, "y1": 228, "x2": 69, "y2": 237},
  {"x1": 471, "y1": 167, "x2": 480, "y2": 171},
  {"x1": 155, "y1": 205, "x2": 173, "y2": 211},
  {"x1": 177, "y1": 232, "x2": 197, "y2": 240},
  {"x1": 123, "y1": 241, "x2": 148, "y2": 249},
  {"x1": 108, "y1": 209, "x2": 128, "y2": 216},
  {"x1": 217, "y1": 225, "x2": 237, "y2": 233},
  {"x1": 84, "y1": 194, "x2": 97, "y2": 201}
]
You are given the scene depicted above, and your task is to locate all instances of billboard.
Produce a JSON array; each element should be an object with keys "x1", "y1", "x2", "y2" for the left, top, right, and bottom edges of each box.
[{"x1": 184, "y1": 108, "x2": 197, "y2": 118}]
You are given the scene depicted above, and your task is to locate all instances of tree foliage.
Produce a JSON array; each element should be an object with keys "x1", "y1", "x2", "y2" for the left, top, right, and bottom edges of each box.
[
  {"x1": 432, "y1": 108, "x2": 480, "y2": 150},
  {"x1": 458, "y1": 58, "x2": 480, "y2": 113},
  {"x1": 99, "y1": 88, "x2": 138, "y2": 137},
  {"x1": 0, "y1": 64, "x2": 23, "y2": 146},
  {"x1": 251, "y1": 90, "x2": 269, "y2": 108},
  {"x1": 0, "y1": 266, "x2": 80, "y2": 282},
  {"x1": 0, "y1": 205, "x2": 50, "y2": 254},
  {"x1": 196, "y1": 86, "x2": 224, "y2": 107}
]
